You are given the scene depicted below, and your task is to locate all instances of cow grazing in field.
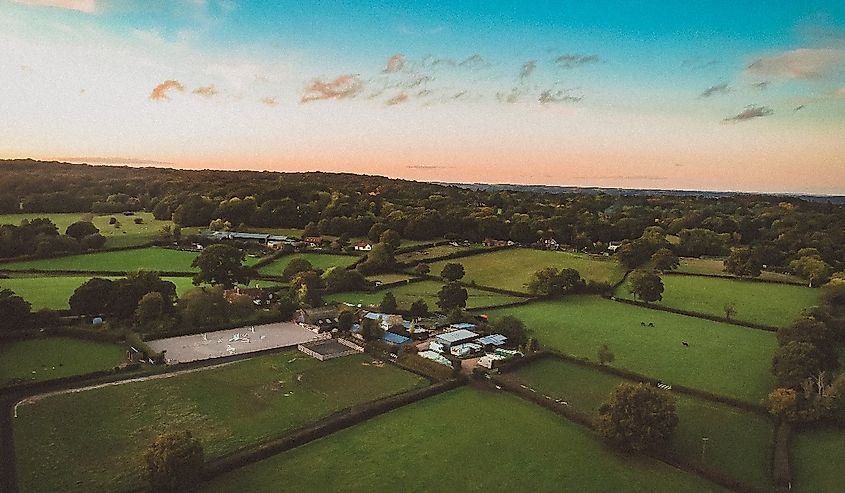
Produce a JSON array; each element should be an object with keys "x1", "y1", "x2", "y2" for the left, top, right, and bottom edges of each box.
[{"x1": 682, "y1": 341, "x2": 689, "y2": 347}]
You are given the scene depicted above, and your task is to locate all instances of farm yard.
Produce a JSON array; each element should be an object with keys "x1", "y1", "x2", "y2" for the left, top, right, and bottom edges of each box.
[
  {"x1": 13, "y1": 352, "x2": 426, "y2": 493},
  {"x1": 506, "y1": 357, "x2": 775, "y2": 489},
  {"x1": 203, "y1": 388, "x2": 726, "y2": 492},
  {"x1": 0, "y1": 337, "x2": 126, "y2": 387},
  {"x1": 427, "y1": 249, "x2": 625, "y2": 293},
  {"x1": 483, "y1": 296, "x2": 778, "y2": 403},
  {"x1": 256, "y1": 253, "x2": 360, "y2": 276},
  {"x1": 616, "y1": 274, "x2": 820, "y2": 327},
  {"x1": 324, "y1": 279, "x2": 528, "y2": 310},
  {"x1": 0, "y1": 212, "x2": 173, "y2": 249}
]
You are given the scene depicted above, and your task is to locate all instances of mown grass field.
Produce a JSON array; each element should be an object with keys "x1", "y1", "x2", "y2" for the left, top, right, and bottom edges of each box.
[
  {"x1": 428, "y1": 248, "x2": 625, "y2": 293},
  {"x1": 0, "y1": 337, "x2": 126, "y2": 387},
  {"x1": 0, "y1": 247, "x2": 200, "y2": 273},
  {"x1": 484, "y1": 296, "x2": 777, "y2": 403},
  {"x1": 676, "y1": 258, "x2": 803, "y2": 283},
  {"x1": 791, "y1": 427, "x2": 845, "y2": 493},
  {"x1": 365, "y1": 273, "x2": 417, "y2": 284},
  {"x1": 615, "y1": 274, "x2": 819, "y2": 327},
  {"x1": 204, "y1": 388, "x2": 725, "y2": 492},
  {"x1": 0, "y1": 275, "x2": 197, "y2": 310},
  {"x1": 0, "y1": 212, "x2": 173, "y2": 249},
  {"x1": 507, "y1": 357, "x2": 774, "y2": 488},
  {"x1": 14, "y1": 352, "x2": 426, "y2": 493},
  {"x1": 324, "y1": 279, "x2": 527, "y2": 310},
  {"x1": 256, "y1": 253, "x2": 359, "y2": 276},
  {"x1": 395, "y1": 244, "x2": 486, "y2": 264}
]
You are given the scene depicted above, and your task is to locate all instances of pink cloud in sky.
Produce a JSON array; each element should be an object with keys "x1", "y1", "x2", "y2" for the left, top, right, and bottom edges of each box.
[
  {"x1": 383, "y1": 53, "x2": 405, "y2": 73},
  {"x1": 149, "y1": 80, "x2": 185, "y2": 101},
  {"x1": 746, "y1": 48, "x2": 845, "y2": 80},
  {"x1": 301, "y1": 75, "x2": 363, "y2": 102}
]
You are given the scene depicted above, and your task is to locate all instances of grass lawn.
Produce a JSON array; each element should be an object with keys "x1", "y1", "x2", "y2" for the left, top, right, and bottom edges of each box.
[
  {"x1": 483, "y1": 296, "x2": 777, "y2": 403},
  {"x1": 615, "y1": 274, "x2": 819, "y2": 327},
  {"x1": 507, "y1": 358, "x2": 774, "y2": 488},
  {"x1": 257, "y1": 253, "x2": 359, "y2": 276},
  {"x1": 0, "y1": 212, "x2": 173, "y2": 249},
  {"x1": 14, "y1": 352, "x2": 427, "y2": 493},
  {"x1": 791, "y1": 427, "x2": 845, "y2": 493},
  {"x1": 0, "y1": 247, "x2": 199, "y2": 273},
  {"x1": 428, "y1": 248, "x2": 625, "y2": 293},
  {"x1": 204, "y1": 388, "x2": 725, "y2": 492},
  {"x1": 0, "y1": 337, "x2": 126, "y2": 387},
  {"x1": 324, "y1": 279, "x2": 526, "y2": 310},
  {"x1": 0, "y1": 275, "x2": 197, "y2": 310},
  {"x1": 676, "y1": 258, "x2": 803, "y2": 283},
  {"x1": 365, "y1": 273, "x2": 417, "y2": 284},
  {"x1": 395, "y1": 244, "x2": 485, "y2": 264}
]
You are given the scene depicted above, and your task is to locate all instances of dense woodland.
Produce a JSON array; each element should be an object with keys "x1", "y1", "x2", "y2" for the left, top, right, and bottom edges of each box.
[{"x1": 2, "y1": 159, "x2": 845, "y2": 275}]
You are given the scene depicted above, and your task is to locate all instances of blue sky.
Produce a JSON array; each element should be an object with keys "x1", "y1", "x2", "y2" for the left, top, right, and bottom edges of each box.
[{"x1": 2, "y1": 0, "x2": 844, "y2": 193}]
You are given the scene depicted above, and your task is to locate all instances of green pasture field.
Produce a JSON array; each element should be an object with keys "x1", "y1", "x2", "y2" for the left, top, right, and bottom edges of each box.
[
  {"x1": 0, "y1": 247, "x2": 201, "y2": 273},
  {"x1": 395, "y1": 243, "x2": 486, "y2": 264},
  {"x1": 366, "y1": 273, "x2": 417, "y2": 284},
  {"x1": 0, "y1": 275, "x2": 197, "y2": 310},
  {"x1": 0, "y1": 212, "x2": 173, "y2": 249},
  {"x1": 676, "y1": 258, "x2": 803, "y2": 283},
  {"x1": 0, "y1": 337, "x2": 126, "y2": 387},
  {"x1": 507, "y1": 357, "x2": 774, "y2": 488},
  {"x1": 483, "y1": 296, "x2": 777, "y2": 403},
  {"x1": 615, "y1": 274, "x2": 819, "y2": 327},
  {"x1": 324, "y1": 279, "x2": 526, "y2": 310},
  {"x1": 204, "y1": 388, "x2": 725, "y2": 492},
  {"x1": 427, "y1": 248, "x2": 625, "y2": 293},
  {"x1": 791, "y1": 427, "x2": 845, "y2": 493},
  {"x1": 257, "y1": 253, "x2": 359, "y2": 276},
  {"x1": 13, "y1": 352, "x2": 426, "y2": 493}
]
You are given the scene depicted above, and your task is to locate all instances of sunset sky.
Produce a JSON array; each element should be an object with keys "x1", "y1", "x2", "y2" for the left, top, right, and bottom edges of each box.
[{"x1": 2, "y1": 1, "x2": 845, "y2": 194}]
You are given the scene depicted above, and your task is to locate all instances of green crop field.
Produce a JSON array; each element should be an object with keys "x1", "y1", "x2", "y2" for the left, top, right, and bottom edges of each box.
[
  {"x1": 0, "y1": 275, "x2": 197, "y2": 310},
  {"x1": 507, "y1": 357, "x2": 774, "y2": 488},
  {"x1": 791, "y1": 427, "x2": 845, "y2": 493},
  {"x1": 0, "y1": 212, "x2": 174, "y2": 249},
  {"x1": 428, "y1": 249, "x2": 625, "y2": 293},
  {"x1": 0, "y1": 337, "x2": 126, "y2": 387},
  {"x1": 676, "y1": 258, "x2": 803, "y2": 283},
  {"x1": 257, "y1": 253, "x2": 359, "y2": 276},
  {"x1": 395, "y1": 244, "x2": 486, "y2": 264},
  {"x1": 324, "y1": 279, "x2": 526, "y2": 310},
  {"x1": 13, "y1": 352, "x2": 426, "y2": 493},
  {"x1": 616, "y1": 274, "x2": 819, "y2": 327},
  {"x1": 484, "y1": 296, "x2": 777, "y2": 402},
  {"x1": 0, "y1": 247, "x2": 200, "y2": 273},
  {"x1": 204, "y1": 388, "x2": 724, "y2": 492}
]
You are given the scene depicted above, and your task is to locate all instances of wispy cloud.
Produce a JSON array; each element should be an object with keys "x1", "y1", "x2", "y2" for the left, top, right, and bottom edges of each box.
[
  {"x1": 385, "y1": 93, "x2": 409, "y2": 106},
  {"x1": 192, "y1": 85, "x2": 218, "y2": 98},
  {"x1": 301, "y1": 75, "x2": 363, "y2": 103},
  {"x1": 746, "y1": 48, "x2": 845, "y2": 80},
  {"x1": 259, "y1": 96, "x2": 278, "y2": 106},
  {"x1": 519, "y1": 60, "x2": 536, "y2": 82},
  {"x1": 723, "y1": 104, "x2": 774, "y2": 123},
  {"x1": 383, "y1": 53, "x2": 405, "y2": 73},
  {"x1": 458, "y1": 54, "x2": 488, "y2": 69},
  {"x1": 55, "y1": 156, "x2": 173, "y2": 165},
  {"x1": 149, "y1": 80, "x2": 185, "y2": 101},
  {"x1": 555, "y1": 54, "x2": 601, "y2": 68},
  {"x1": 496, "y1": 88, "x2": 522, "y2": 104},
  {"x1": 750, "y1": 81, "x2": 770, "y2": 91},
  {"x1": 699, "y1": 82, "x2": 730, "y2": 98},
  {"x1": 794, "y1": 104, "x2": 807, "y2": 112},
  {"x1": 12, "y1": 0, "x2": 96, "y2": 13},
  {"x1": 538, "y1": 88, "x2": 583, "y2": 104},
  {"x1": 407, "y1": 164, "x2": 452, "y2": 169},
  {"x1": 681, "y1": 57, "x2": 720, "y2": 71}
]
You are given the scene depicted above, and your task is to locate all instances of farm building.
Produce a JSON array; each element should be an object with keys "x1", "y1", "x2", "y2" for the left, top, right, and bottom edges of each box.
[
  {"x1": 363, "y1": 311, "x2": 404, "y2": 332},
  {"x1": 382, "y1": 331, "x2": 412, "y2": 346},
  {"x1": 449, "y1": 322, "x2": 477, "y2": 331},
  {"x1": 476, "y1": 334, "x2": 507, "y2": 348},
  {"x1": 297, "y1": 305, "x2": 342, "y2": 332},
  {"x1": 223, "y1": 287, "x2": 278, "y2": 306},
  {"x1": 450, "y1": 342, "x2": 483, "y2": 357},
  {"x1": 435, "y1": 329, "x2": 479, "y2": 351},
  {"x1": 418, "y1": 350, "x2": 452, "y2": 367},
  {"x1": 201, "y1": 230, "x2": 293, "y2": 245},
  {"x1": 353, "y1": 242, "x2": 372, "y2": 251}
]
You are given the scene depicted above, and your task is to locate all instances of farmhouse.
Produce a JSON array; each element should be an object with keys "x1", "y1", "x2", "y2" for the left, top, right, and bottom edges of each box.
[
  {"x1": 353, "y1": 242, "x2": 372, "y2": 251},
  {"x1": 296, "y1": 305, "x2": 342, "y2": 331},
  {"x1": 607, "y1": 241, "x2": 623, "y2": 252},
  {"x1": 303, "y1": 236, "x2": 323, "y2": 247},
  {"x1": 362, "y1": 311, "x2": 405, "y2": 332},
  {"x1": 482, "y1": 238, "x2": 510, "y2": 247}
]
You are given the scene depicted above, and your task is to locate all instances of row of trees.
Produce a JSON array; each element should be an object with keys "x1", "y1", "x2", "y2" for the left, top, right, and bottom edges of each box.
[{"x1": 0, "y1": 217, "x2": 106, "y2": 259}]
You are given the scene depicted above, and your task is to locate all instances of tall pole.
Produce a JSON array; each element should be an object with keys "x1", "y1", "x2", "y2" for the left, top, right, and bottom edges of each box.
[{"x1": 701, "y1": 437, "x2": 709, "y2": 462}]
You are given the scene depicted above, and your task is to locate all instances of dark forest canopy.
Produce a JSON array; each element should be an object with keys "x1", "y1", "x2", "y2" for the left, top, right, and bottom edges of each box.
[{"x1": 2, "y1": 159, "x2": 845, "y2": 272}]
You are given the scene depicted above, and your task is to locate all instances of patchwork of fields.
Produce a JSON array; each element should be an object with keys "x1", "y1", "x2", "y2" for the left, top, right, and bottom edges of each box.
[
  {"x1": 13, "y1": 352, "x2": 427, "y2": 493},
  {"x1": 204, "y1": 388, "x2": 726, "y2": 492},
  {"x1": 0, "y1": 212, "x2": 173, "y2": 249},
  {"x1": 256, "y1": 253, "x2": 359, "y2": 276},
  {"x1": 325, "y1": 279, "x2": 527, "y2": 310}
]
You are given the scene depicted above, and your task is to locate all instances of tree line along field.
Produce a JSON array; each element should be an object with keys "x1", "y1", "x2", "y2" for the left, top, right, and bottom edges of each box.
[
  {"x1": 615, "y1": 274, "x2": 820, "y2": 327},
  {"x1": 13, "y1": 352, "x2": 427, "y2": 493},
  {"x1": 0, "y1": 337, "x2": 126, "y2": 387},
  {"x1": 203, "y1": 388, "x2": 727, "y2": 492},
  {"x1": 675, "y1": 257, "x2": 803, "y2": 283},
  {"x1": 255, "y1": 253, "x2": 360, "y2": 276},
  {"x1": 394, "y1": 243, "x2": 488, "y2": 264},
  {"x1": 427, "y1": 249, "x2": 626, "y2": 293},
  {"x1": 324, "y1": 279, "x2": 527, "y2": 311},
  {"x1": 483, "y1": 296, "x2": 777, "y2": 403},
  {"x1": 505, "y1": 357, "x2": 774, "y2": 489},
  {"x1": 0, "y1": 212, "x2": 174, "y2": 249},
  {"x1": 0, "y1": 275, "x2": 197, "y2": 310},
  {"x1": 790, "y1": 427, "x2": 845, "y2": 493}
]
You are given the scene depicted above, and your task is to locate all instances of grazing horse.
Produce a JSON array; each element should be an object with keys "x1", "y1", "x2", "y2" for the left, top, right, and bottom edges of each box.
[{"x1": 682, "y1": 341, "x2": 690, "y2": 347}]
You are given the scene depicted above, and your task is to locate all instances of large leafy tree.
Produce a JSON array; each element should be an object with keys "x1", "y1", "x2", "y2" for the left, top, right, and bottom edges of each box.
[
  {"x1": 69, "y1": 277, "x2": 115, "y2": 316},
  {"x1": 65, "y1": 220, "x2": 99, "y2": 240},
  {"x1": 651, "y1": 248, "x2": 679, "y2": 273},
  {"x1": 628, "y1": 270, "x2": 664, "y2": 303},
  {"x1": 177, "y1": 286, "x2": 230, "y2": 328},
  {"x1": 525, "y1": 267, "x2": 584, "y2": 296},
  {"x1": 492, "y1": 315, "x2": 527, "y2": 347},
  {"x1": 0, "y1": 289, "x2": 31, "y2": 330},
  {"x1": 356, "y1": 242, "x2": 395, "y2": 275},
  {"x1": 191, "y1": 243, "x2": 253, "y2": 289},
  {"x1": 437, "y1": 282, "x2": 468, "y2": 311},
  {"x1": 143, "y1": 430, "x2": 204, "y2": 492},
  {"x1": 725, "y1": 247, "x2": 762, "y2": 277},
  {"x1": 282, "y1": 257, "x2": 313, "y2": 282},
  {"x1": 772, "y1": 341, "x2": 831, "y2": 388},
  {"x1": 440, "y1": 263, "x2": 465, "y2": 282},
  {"x1": 595, "y1": 383, "x2": 678, "y2": 453},
  {"x1": 380, "y1": 291, "x2": 398, "y2": 313},
  {"x1": 289, "y1": 270, "x2": 324, "y2": 308}
]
